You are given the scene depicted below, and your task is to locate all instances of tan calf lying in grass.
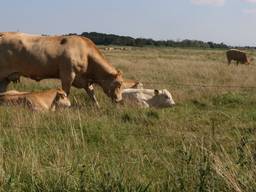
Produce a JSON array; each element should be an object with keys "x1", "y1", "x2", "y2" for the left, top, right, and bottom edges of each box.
[{"x1": 0, "y1": 88, "x2": 71, "y2": 111}]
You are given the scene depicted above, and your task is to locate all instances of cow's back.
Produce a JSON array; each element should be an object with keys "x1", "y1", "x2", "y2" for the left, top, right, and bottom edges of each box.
[
  {"x1": 123, "y1": 79, "x2": 143, "y2": 89},
  {"x1": 0, "y1": 33, "x2": 91, "y2": 79}
]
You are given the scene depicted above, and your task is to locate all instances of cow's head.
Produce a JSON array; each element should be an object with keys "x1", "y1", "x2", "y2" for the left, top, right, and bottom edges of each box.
[
  {"x1": 245, "y1": 58, "x2": 250, "y2": 65},
  {"x1": 248, "y1": 57, "x2": 254, "y2": 64},
  {"x1": 53, "y1": 88, "x2": 71, "y2": 110},
  {"x1": 152, "y1": 89, "x2": 175, "y2": 108},
  {"x1": 108, "y1": 70, "x2": 124, "y2": 103}
]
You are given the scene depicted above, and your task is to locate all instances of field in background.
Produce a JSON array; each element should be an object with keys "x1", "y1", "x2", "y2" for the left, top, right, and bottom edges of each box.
[{"x1": 1, "y1": 47, "x2": 256, "y2": 191}]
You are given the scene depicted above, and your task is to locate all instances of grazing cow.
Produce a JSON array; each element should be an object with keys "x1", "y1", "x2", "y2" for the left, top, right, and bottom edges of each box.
[
  {"x1": 226, "y1": 49, "x2": 249, "y2": 65},
  {"x1": 0, "y1": 88, "x2": 71, "y2": 111},
  {"x1": 0, "y1": 32, "x2": 124, "y2": 107},
  {"x1": 122, "y1": 88, "x2": 175, "y2": 108}
]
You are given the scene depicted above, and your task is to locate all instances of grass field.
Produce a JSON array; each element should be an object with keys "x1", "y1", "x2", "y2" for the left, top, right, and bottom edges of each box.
[{"x1": 1, "y1": 47, "x2": 256, "y2": 191}]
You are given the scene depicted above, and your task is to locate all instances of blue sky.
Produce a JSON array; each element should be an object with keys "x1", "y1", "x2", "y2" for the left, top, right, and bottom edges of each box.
[{"x1": 0, "y1": 0, "x2": 256, "y2": 46}]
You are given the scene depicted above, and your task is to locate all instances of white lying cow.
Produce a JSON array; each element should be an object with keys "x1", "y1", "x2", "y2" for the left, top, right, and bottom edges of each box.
[{"x1": 122, "y1": 88, "x2": 175, "y2": 108}]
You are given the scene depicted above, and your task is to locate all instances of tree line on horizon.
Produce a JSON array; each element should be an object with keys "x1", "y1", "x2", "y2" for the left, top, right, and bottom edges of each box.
[
  {"x1": 81, "y1": 32, "x2": 230, "y2": 49},
  {"x1": 64, "y1": 32, "x2": 253, "y2": 49}
]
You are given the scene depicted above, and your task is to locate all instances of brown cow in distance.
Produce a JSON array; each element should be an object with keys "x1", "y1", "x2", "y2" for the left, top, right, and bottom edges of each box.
[
  {"x1": 0, "y1": 32, "x2": 124, "y2": 107},
  {"x1": 226, "y1": 49, "x2": 250, "y2": 65}
]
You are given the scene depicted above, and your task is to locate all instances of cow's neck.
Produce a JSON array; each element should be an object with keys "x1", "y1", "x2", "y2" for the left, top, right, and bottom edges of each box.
[
  {"x1": 91, "y1": 62, "x2": 117, "y2": 92},
  {"x1": 96, "y1": 75, "x2": 116, "y2": 95}
]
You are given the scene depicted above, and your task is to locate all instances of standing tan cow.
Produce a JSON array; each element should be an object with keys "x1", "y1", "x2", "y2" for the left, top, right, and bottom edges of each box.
[
  {"x1": 226, "y1": 49, "x2": 249, "y2": 65},
  {"x1": 0, "y1": 32, "x2": 124, "y2": 107}
]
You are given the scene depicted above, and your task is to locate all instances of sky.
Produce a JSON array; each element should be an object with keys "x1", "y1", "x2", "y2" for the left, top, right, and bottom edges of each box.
[{"x1": 0, "y1": 0, "x2": 256, "y2": 46}]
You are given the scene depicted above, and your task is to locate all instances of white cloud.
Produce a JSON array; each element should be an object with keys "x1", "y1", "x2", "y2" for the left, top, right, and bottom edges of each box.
[
  {"x1": 243, "y1": 8, "x2": 256, "y2": 14},
  {"x1": 191, "y1": 0, "x2": 225, "y2": 6},
  {"x1": 241, "y1": 1, "x2": 256, "y2": 15},
  {"x1": 242, "y1": 0, "x2": 256, "y2": 3}
]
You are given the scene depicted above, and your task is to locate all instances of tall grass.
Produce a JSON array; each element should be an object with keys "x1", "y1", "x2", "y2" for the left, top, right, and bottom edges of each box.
[{"x1": 1, "y1": 47, "x2": 256, "y2": 191}]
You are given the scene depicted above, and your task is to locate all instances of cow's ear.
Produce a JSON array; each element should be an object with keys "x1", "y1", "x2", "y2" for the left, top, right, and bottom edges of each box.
[
  {"x1": 117, "y1": 69, "x2": 122, "y2": 75},
  {"x1": 114, "y1": 80, "x2": 122, "y2": 88},
  {"x1": 57, "y1": 90, "x2": 67, "y2": 98},
  {"x1": 115, "y1": 70, "x2": 123, "y2": 77},
  {"x1": 154, "y1": 89, "x2": 159, "y2": 95}
]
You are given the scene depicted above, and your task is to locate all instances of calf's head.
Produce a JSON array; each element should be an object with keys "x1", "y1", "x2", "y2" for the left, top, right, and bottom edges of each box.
[
  {"x1": 151, "y1": 89, "x2": 175, "y2": 108},
  {"x1": 53, "y1": 89, "x2": 71, "y2": 109}
]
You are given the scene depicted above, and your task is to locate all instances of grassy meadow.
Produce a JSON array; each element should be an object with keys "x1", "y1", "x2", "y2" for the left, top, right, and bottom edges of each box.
[{"x1": 1, "y1": 47, "x2": 256, "y2": 191}]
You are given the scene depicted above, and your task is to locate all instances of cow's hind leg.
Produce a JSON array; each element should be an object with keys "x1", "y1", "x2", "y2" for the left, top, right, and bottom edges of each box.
[
  {"x1": 0, "y1": 79, "x2": 11, "y2": 92},
  {"x1": 7, "y1": 72, "x2": 21, "y2": 84}
]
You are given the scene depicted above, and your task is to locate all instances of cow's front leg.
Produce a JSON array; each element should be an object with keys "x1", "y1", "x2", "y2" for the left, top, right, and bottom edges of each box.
[
  {"x1": 85, "y1": 84, "x2": 100, "y2": 108},
  {"x1": 72, "y1": 76, "x2": 100, "y2": 108}
]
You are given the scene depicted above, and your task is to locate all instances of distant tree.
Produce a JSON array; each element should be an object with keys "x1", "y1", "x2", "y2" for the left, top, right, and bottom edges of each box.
[
  {"x1": 79, "y1": 32, "x2": 230, "y2": 49},
  {"x1": 64, "y1": 33, "x2": 78, "y2": 36}
]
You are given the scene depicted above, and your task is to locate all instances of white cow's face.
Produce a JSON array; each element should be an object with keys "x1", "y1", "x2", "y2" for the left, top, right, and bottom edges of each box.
[{"x1": 153, "y1": 89, "x2": 175, "y2": 108}]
